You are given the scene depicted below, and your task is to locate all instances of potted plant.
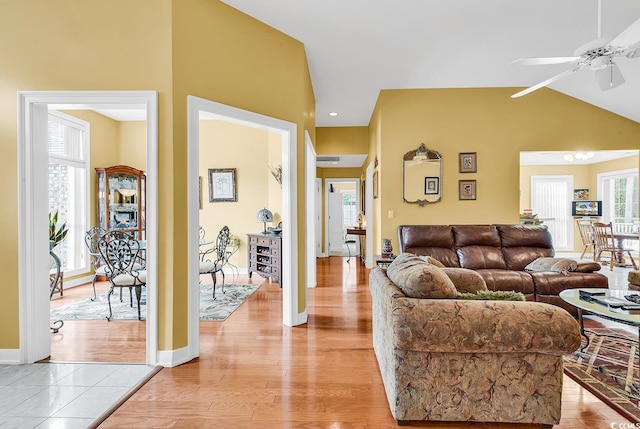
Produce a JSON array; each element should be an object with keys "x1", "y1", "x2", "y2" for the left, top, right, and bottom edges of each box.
[{"x1": 49, "y1": 210, "x2": 68, "y2": 250}]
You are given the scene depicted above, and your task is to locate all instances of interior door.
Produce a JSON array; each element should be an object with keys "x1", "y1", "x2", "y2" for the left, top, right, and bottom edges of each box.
[{"x1": 328, "y1": 187, "x2": 344, "y2": 253}]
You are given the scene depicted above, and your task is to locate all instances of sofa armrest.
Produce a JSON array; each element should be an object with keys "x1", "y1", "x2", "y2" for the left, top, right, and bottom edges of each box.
[{"x1": 392, "y1": 298, "x2": 580, "y2": 355}]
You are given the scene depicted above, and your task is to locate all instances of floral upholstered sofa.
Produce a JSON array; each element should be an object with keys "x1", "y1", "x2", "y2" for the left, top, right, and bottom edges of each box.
[{"x1": 370, "y1": 253, "x2": 581, "y2": 427}]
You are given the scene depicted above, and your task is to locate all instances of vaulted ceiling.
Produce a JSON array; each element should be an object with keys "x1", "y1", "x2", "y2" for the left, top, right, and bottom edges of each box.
[{"x1": 221, "y1": 0, "x2": 640, "y2": 127}]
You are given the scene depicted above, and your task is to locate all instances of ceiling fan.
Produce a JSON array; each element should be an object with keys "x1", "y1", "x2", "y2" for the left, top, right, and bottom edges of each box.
[{"x1": 511, "y1": 3, "x2": 640, "y2": 98}]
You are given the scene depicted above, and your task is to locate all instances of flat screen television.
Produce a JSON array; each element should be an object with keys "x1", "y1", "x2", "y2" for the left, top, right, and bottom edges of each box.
[{"x1": 572, "y1": 200, "x2": 602, "y2": 217}]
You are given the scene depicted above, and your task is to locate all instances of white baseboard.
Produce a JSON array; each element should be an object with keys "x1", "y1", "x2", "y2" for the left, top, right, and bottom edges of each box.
[
  {"x1": 0, "y1": 349, "x2": 21, "y2": 364},
  {"x1": 156, "y1": 346, "x2": 195, "y2": 368}
]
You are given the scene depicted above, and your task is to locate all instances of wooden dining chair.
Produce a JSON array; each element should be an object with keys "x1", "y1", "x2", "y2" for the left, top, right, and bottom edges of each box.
[
  {"x1": 592, "y1": 221, "x2": 638, "y2": 271},
  {"x1": 576, "y1": 219, "x2": 596, "y2": 260}
]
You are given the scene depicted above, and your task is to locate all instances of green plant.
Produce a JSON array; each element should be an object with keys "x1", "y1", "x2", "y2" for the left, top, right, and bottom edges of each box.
[{"x1": 49, "y1": 210, "x2": 68, "y2": 248}]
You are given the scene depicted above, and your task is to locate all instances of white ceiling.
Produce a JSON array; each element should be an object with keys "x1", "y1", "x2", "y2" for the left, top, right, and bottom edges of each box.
[{"x1": 220, "y1": 0, "x2": 640, "y2": 127}]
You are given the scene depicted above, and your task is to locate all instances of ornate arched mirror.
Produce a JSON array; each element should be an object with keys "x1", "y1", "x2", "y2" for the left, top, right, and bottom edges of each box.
[{"x1": 402, "y1": 143, "x2": 442, "y2": 206}]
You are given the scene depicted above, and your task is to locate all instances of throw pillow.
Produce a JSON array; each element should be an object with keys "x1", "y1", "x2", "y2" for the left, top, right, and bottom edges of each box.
[
  {"x1": 386, "y1": 253, "x2": 457, "y2": 299},
  {"x1": 524, "y1": 257, "x2": 578, "y2": 276},
  {"x1": 441, "y1": 267, "x2": 488, "y2": 294},
  {"x1": 457, "y1": 290, "x2": 525, "y2": 301},
  {"x1": 418, "y1": 255, "x2": 446, "y2": 268}
]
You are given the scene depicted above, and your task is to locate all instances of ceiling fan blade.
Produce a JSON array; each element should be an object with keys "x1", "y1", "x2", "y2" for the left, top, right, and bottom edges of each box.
[
  {"x1": 511, "y1": 56, "x2": 581, "y2": 66},
  {"x1": 511, "y1": 68, "x2": 580, "y2": 98},
  {"x1": 608, "y1": 17, "x2": 640, "y2": 48},
  {"x1": 595, "y1": 64, "x2": 625, "y2": 91}
]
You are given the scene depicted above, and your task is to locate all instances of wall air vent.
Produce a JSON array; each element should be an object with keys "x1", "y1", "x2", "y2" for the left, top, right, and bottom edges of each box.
[{"x1": 317, "y1": 156, "x2": 340, "y2": 162}]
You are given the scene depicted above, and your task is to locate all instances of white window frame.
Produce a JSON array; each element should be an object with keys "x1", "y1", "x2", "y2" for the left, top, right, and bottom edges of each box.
[
  {"x1": 48, "y1": 111, "x2": 90, "y2": 278},
  {"x1": 598, "y1": 168, "x2": 639, "y2": 252}
]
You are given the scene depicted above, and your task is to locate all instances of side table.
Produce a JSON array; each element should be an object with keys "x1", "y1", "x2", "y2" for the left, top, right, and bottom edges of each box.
[{"x1": 374, "y1": 254, "x2": 395, "y2": 269}]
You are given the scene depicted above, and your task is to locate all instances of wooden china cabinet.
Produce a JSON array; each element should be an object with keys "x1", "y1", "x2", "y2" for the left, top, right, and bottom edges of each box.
[{"x1": 95, "y1": 165, "x2": 146, "y2": 239}]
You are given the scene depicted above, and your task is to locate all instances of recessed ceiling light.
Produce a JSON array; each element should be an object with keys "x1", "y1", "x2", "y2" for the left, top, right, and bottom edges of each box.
[{"x1": 328, "y1": 112, "x2": 338, "y2": 117}]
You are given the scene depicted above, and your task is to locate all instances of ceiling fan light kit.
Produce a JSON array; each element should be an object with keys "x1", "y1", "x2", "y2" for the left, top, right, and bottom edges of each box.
[{"x1": 511, "y1": 10, "x2": 640, "y2": 98}]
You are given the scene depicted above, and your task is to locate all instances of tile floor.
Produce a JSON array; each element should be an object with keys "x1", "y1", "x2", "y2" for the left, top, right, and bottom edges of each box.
[{"x1": 0, "y1": 362, "x2": 157, "y2": 428}]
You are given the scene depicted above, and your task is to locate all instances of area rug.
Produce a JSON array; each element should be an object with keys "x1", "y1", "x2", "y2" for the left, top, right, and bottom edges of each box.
[
  {"x1": 564, "y1": 328, "x2": 640, "y2": 422},
  {"x1": 50, "y1": 283, "x2": 260, "y2": 322}
]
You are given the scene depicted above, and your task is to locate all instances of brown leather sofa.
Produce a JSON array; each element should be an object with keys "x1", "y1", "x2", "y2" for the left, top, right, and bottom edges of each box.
[{"x1": 398, "y1": 224, "x2": 608, "y2": 315}]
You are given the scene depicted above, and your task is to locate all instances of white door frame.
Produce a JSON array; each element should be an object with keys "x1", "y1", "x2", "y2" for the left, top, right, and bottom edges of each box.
[
  {"x1": 365, "y1": 162, "x2": 373, "y2": 268},
  {"x1": 186, "y1": 96, "x2": 305, "y2": 362},
  {"x1": 305, "y1": 131, "x2": 317, "y2": 288},
  {"x1": 15, "y1": 91, "x2": 158, "y2": 365}
]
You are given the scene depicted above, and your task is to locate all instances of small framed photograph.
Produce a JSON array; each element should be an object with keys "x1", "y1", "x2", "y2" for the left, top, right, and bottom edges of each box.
[
  {"x1": 459, "y1": 180, "x2": 476, "y2": 200},
  {"x1": 459, "y1": 152, "x2": 477, "y2": 173},
  {"x1": 373, "y1": 170, "x2": 379, "y2": 199},
  {"x1": 208, "y1": 168, "x2": 237, "y2": 202},
  {"x1": 574, "y1": 188, "x2": 590, "y2": 200},
  {"x1": 424, "y1": 177, "x2": 439, "y2": 195}
]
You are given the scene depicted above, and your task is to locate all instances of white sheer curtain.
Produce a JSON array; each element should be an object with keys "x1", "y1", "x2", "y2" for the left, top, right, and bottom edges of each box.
[{"x1": 531, "y1": 175, "x2": 573, "y2": 251}]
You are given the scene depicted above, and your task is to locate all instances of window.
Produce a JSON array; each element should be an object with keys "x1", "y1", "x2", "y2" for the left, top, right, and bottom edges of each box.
[
  {"x1": 599, "y1": 168, "x2": 639, "y2": 250},
  {"x1": 48, "y1": 111, "x2": 90, "y2": 276},
  {"x1": 531, "y1": 175, "x2": 573, "y2": 251},
  {"x1": 342, "y1": 190, "x2": 357, "y2": 230}
]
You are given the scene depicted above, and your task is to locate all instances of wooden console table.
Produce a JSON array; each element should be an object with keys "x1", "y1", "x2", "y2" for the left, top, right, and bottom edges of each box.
[{"x1": 345, "y1": 227, "x2": 366, "y2": 262}]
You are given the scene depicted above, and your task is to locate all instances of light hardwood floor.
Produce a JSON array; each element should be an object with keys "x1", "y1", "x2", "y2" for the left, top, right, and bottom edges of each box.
[{"x1": 49, "y1": 258, "x2": 631, "y2": 428}]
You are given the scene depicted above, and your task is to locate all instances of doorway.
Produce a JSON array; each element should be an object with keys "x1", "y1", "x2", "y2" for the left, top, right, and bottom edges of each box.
[
  {"x1": 186, "y1": 96, "x2": 305, "y2": 363},
  {"x1": 325, "y1": 179, "x2": 359, "y2": 257},
  {"x1": 17, "y1": 91, "x2": 158, "y2": 365}
]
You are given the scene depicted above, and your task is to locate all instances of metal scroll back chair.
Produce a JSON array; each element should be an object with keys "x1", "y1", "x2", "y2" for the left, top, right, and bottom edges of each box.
[
  {"x1": 576, "y1": 220, "x2": 596, "y2": 261},
  {"x1": 84, "y1": 226, "x2": 108, "y2": 300},
  {"x1": 198, "y1": 226, "x2": 230, "y2": 299},
  {"x1": 98, "y1": 230, "x2": 147, "y2": 321},
  {"x1": 592, "y1": 221, "x2": 638, "y2": 271}
]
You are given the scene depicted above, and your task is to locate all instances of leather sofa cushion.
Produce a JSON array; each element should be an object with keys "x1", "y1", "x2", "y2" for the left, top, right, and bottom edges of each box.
[
  {"x1": 386, "y1": 253, "x2": 457, "y2": 299},
  {"x1": 496, "y1": 225, "x2": 554, "y2": 270},
  {"x1": 452, "y1": 225, "x2": 506, "y2": 270},
  {"x1": 530, "y1": 272, "x2": 608, "y2": 296},
  {"x1": 475, "y1": 269, "x2": 535, "y2": 295},
  {"x1": 398, "y1": 225, "x2": 459, "y2": 267}
]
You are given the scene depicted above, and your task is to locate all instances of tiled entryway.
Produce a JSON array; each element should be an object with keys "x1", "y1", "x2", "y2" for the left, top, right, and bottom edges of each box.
[{"x1": 0, "y1": 363, "x2": 158, "y2": 428}]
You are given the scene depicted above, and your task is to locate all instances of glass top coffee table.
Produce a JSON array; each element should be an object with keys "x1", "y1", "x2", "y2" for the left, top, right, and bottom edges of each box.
[{"x1": 560, "y1": 288, "x2": 640, "y2": 352}]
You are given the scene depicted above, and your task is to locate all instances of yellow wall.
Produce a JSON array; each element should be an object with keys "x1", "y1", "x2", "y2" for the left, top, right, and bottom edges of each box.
[
  {"x1": 198, "y1": 120, "x2": 281, "y2": 270},
  {"x1": 316, "y1": 127, "x2": 368, "y2": 155},
  {"x1": 370, "y1": 88, "x2": 640, "y2": 254},
  {"x1": 170, "y1": 0, "x2": 313, "y2": 343},
  {"x1": 1, "y1": 0, "x2": 314, "y2": 353},
  {"x1": 118, "y1": 122, "x2": 147, "y2": 171},
  {"x1": 0, "y1": 0, "x2": 172, "y2": 349}
]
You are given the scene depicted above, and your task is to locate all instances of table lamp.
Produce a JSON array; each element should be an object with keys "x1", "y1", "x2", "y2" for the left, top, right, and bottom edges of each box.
[{"x1": 256, "y1": 208, "x2": 273, "y2": 234}]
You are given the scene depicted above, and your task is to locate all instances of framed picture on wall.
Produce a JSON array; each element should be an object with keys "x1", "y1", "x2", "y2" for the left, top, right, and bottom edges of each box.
[
  {"x1": 459, "y1": 152, "x2": 477, "y2": 173},
  {"x1": 574, "y1": 188, "x2": 590, "y2": 200},
  {"x1": 199, "y1": 176, "x2": 203, "y2": 209},
  {"x1": 424, "y1": 177, "x2": 439, "y2": 195},
  {"x1": 459, "y1": 180, "x2": 476, "y2": 200},
  {"x1": 208, "y1": 168, "x2": 237, "y2": 202}
]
